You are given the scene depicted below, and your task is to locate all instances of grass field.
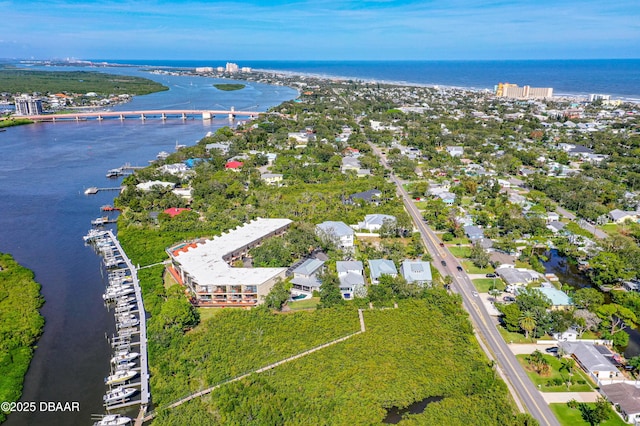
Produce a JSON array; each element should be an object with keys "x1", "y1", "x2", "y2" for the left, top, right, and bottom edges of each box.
[
  {"x1": 550, "y1": 403, "x2": 626, "y2": 426},
  {"x1": 287, "y1": 297, "x2": 320, "y2": 311},
  {"x1": 461, "y1": 260, "x2": 494, "y2": 274},
  {"x1": 448, "y1": 246, "x2": 472, "y2": 258},
  {"x1": 498, "y1": 326, "x2": 535, "y2": 344},
  {"x1": 516, "y1": 354, "x2": 594, "y2": 392},
  {"x1": 472, "y1": 278, "x2": 505, "y2": 293}
]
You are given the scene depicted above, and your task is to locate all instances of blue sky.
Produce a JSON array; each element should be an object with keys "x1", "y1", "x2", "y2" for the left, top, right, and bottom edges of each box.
[{"x1": 1, "y1": 0, "x2": 638, "y2": 60}]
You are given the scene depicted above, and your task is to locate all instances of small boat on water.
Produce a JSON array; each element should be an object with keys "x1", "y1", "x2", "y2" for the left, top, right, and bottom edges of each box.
[
  {"x1": 93, "y1": 414, "x2": 132, "y2": 426},
  {"x1": 103, "y1": 387, "x2": 136, "y2": 404},
  {"x1": 114, "y1": 361, "x2": 136, "y2": 371},
  {"x1": 104, "y1": 369, "x2": 137, "y2": 385}
]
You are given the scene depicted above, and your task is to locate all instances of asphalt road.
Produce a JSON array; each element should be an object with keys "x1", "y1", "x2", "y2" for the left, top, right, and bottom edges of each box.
[{"x1": 370, "y1": 143, "x2": 560, "y2": 426}]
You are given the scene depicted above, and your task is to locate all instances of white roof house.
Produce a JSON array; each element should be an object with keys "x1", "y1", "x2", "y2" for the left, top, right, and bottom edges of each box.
[
  {"x1": 400, "y1": 260, "x2": 432, "y2": 286},
  {"x1": 136, "y1": 180, "x2": 176, "y2": 192},
  {"x1": 559, "y1": 341, "x2": 621, "y2": 380},
  {"x1": 446, "y1": 146, "x2": 464, "y2": 157},
  {"x1": 316, "y1": 221, "x2": 355, "y2": 252},
  {"x1": 368, "y1": 259, "x2": 398, "y2": 284},
  {"x1": 355, "y1": 214, "x2": 396, "y2": 232},
  {"x1": 336, "y1": 261, "x2": 365, "y2": 299},
  {"x1": 167, "y1": 218, "x2": 292, "y2": 306},
  {"x1": 609, "y1": 209, "x2": 639, "y2": 224}
]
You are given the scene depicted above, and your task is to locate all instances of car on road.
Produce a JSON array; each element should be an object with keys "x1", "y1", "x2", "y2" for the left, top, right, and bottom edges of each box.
[
  {"x1": 472, "y1": 291, "x2": 479, "y2": 297},
  {"x1": 439, "y1": 242, "x2": 445, "y2": 247},
  {"x1": 456, "y1": 265, "x2": 463, "y2": 271},
  {"x1": 441, "y1": 260, "x2": 447, "y2": 267},
  {"x1": 485, "y1": 273, "x2": 497, "y2": 278}
]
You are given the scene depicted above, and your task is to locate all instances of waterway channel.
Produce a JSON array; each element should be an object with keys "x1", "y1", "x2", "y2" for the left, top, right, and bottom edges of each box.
[
  {"x1": 543, "y1": 249, "x2": 640, "y2": 358},
  {"x1": 0, "y1": 66, "x2": 296, "y2": 425}
]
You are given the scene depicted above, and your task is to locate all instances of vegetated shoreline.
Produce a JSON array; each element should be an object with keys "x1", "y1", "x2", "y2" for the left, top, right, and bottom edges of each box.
[
  {"x1": 0, "y1": 253, "x2": 45, "y2": 423},
  {"x1": 0, "y1": 118, "x2": 33, "y2": 129},
  {"x1": 213, "y1": 83, "x2": 245, "y2": 91}
]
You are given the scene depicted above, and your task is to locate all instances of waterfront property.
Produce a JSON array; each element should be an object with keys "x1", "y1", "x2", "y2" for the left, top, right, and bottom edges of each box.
[
  {"x1": 600, "y1": 383, "x2": 640, "y2": 423},
  {"x1": 559, "y1": 341, "x2": 622, "y2": 381},
  {"x1": 336, "y1": 261, "x2": 366, "y2": 299},
  {"x1": 167, "y1": 218, "x2": 292, "y2": 307}
]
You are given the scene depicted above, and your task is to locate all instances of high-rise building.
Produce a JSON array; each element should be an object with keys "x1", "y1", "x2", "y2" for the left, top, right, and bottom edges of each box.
[
  {"x1": 495, "y1": 83, "x2": 553, "y2": 99},
  {"x1": 225, "y1": 62, "x2": 239, "y2": 73},
  {"x1": 14, "y1": 95, "x2": 43, "y2": 115},
  {"x1": 589, "y1": 94, "x2": 611, "y2": 102}
]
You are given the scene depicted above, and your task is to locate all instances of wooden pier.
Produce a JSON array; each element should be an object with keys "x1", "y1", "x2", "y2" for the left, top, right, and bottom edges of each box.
[
  {"x1": 85, "y1": 186, "x2": 123, "y2": 195},
  {"x1": 86, "y1": 230, "x2": 151, "y2": 418}
]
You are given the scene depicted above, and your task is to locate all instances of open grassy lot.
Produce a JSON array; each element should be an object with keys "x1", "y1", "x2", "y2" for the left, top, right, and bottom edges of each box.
[
  {"x1": 287, "y1": 297, "x2": 320, "y2": 311},
  {"x1": 516, "y1": 354, "x2": 594, "y2": 392},
  {"x1": 461, "y1": 260, "x2": 494, "y2": 274},
  {"x1": 550, "y1": 403, "x2": 626, "y2": 426},
  {"x1": 449, "y1": 246, "x2": 472, "y2": 258},
  {"x1": 472, "y1": 278, "x2": 505, "y2": 293}
]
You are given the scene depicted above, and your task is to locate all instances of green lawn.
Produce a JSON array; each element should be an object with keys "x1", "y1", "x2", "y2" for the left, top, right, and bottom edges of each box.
[
  {"x1": 287, "y1": 297, "x2": 320, "y2": 311},
  {"x1": 197, "y1": 307, "x2": 227, "y2": 323},
  {"x1": 516, "y1": 354, "x2": 594, "y2": 392},
  {"x1": 449, "y1": 246, "x2": 472, "y2": 258},
  {"x1": 414, "y1": 201, "x2": 429, "y2": 210},
  {"x1": 498, "y1": 326, "x2": 535, "y2": 344},
  {"x1": 472, "y1": 278, "x2": 505, "y2": 293},
  {"x1": 461, "y1": 260, "x2": 494, "y2": 274},
  {"x1": 550, "y1": 403, "x2": 627, "y2": 426}
]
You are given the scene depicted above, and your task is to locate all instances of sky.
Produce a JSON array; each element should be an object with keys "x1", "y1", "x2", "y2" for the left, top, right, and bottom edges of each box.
[{"x1": 1, "y1": 0, "x2": 638, "y2": 61}]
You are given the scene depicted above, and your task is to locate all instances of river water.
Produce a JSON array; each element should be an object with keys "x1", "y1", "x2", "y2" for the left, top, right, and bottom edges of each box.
[
  {"x1": 543, "y1": 249, "x2": 640, "y2": 358},
  {"x1": 0, "y1": 68, "x2": 296, "y2": 425}
]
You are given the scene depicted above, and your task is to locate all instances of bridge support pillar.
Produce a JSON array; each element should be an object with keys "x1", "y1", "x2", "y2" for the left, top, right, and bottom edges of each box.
[
  {"x1": 75, "y1": 116, "x2": 80, "y2": 122},
  {"x1": 140, "y1": 114, "x2": 146, "y2": 121},
  {"x1": 202, "y1": 112, "x2": 211, "y2": 120},
  {"x1": 181, "y1": 113, "x2": 186, "y2": 120},
  {"x1": 161, "y1": 113, "x2": 166, "y2": 120},
  {"x1": 119, "y1": 114, "x2": 124, "y2": 121},
  {"x1": 97, "y1": 115, "x2": 103, "y2": 121}
]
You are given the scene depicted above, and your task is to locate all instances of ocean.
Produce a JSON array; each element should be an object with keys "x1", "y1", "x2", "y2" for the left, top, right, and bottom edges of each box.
[{"x1": 91, "y1": 59, "x2": 640, "y2": 101}]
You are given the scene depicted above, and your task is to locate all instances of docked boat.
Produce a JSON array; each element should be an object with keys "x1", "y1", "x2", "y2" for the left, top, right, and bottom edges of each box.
[
  {"x1": 91, "y1": 216, "x2": 112, "y2": 227},
  {"x1": 114, "y1": 361, "x2": 136, "y2": 371},
  {"x1": 117, "y1": 318, "x2": 139, "y2": 329},
  {"x1": 93, "y1": 414, "x2": 132, "y2": 425},
  {"x1": 84, "y1": 186, "x2": 99, "y2": 195},
  {"x1": 104, "y1": 369, "x2": 137, "y2": 385},
  {"x1": 103, "y1": 287, "x2": 135, "y2": 300},
  {"x1": 83, "y1": 229, "x2": 108, "y2": 242},
  {"x1": 106, "y1": 168, "x2": 123, "y2": 178},
  {"x1": 103, "y1": 387, "x2": 136, "y2": 404}
]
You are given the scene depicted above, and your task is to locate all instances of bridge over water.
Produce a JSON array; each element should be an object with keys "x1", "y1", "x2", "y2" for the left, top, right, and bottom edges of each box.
[{"x1": 24, "y1": 108, "x2": 261, "y2": 122}]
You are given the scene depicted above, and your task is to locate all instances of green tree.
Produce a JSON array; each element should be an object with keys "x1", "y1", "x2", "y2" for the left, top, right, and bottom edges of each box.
[
  {"x1": 589, "y1": 252, "x2": 632, "y2": 287},
  {"x1": 158, "y1": 296, "x2": 200, "y2": 331},
  {"x1": 519, "y1": 310, "x2": 537, "y2": 339},
  {"x1": 264, "y1": 278, "x2": 290, "y2": 311},
  {"x1": 318, "y1": 272, "x2": 344, "y2": 308},
  {"x1": 578, "y1": 397, "x2": 610, "y2": 426},
  {"x1": 572, "y1": 288, "x2": 604, "y2": 311},
  {"x1": 469, "y1": 242, "x2": 490, "y2": 268},
  {"x1": 596, "y1": 303, "x2": 637, "y2": 335},
  {"x1": 497, "y1": 302, "x2": 522, "y2": 332}
]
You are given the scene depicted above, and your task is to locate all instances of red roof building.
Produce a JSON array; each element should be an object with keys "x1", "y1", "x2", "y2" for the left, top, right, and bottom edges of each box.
[
  {"x1": 164, "y1": 208, "x2": 191, "y2": 218},
  {"x1": 225, "y1": 161, "x2": 244, "y2": 170}
]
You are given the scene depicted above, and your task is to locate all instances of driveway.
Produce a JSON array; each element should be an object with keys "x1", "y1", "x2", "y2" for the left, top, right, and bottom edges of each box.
[
  {"x1": 541, "y1": 392, "x2": 600, "y2": 403},
  {"x1": 508, "y1": 343, "x2": 557, "y2": 355}
]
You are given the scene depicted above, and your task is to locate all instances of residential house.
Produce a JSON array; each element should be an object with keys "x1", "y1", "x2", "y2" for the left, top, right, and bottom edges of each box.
[
  {"x1": 225, "y1": 160, "x2": 244, "y2": 171},
  {"x1": 368, "y1": 259, "x2": 398, "y2": 284},
  {"x1": 261, "y1": 173, "x2": 283, "y2": 186},
  {"x1": 553, "y1": 327, "x2": 578, "y2": 342},
  {"x1": 600, "y1": 383, "x2": 640, "y2": 424},
  {"x1": 341, "y1": 156, "x2": 361, "y2": 173},
  {"x1": 400, "y1": 260, "x2": 432, "y2": 286},
  {"x1": 534, "y1": 286, "x2": 573, "y2": 310},
  {"x1": 547, "y1": 221, "x2": 566, "y2": 234},
  {"x1": 158, "y1": 163, "x2": 189, "y2": 176},
  {"x1": 446, "y1": 146, "x2": 464, "y2": 157},
  {"x1": 497, "y1": 266, "x2": 540, "y2": 288},
  {"x1": 336, "y1": 261, "x2": 365, "y2": 299},
  {"x1": 205, "y1": 142, "x2": 231, "y2": 154},
  {"x1": 464, "y1": 225, "x2": 484, "y2": 240},
  {"x1": 355, "y1": 214, "x2": 396, "y2": 232},
  {"x1": 346, "y1": 189, "x2": 382, "y2": 205},
  {"x1": 291, "y1": 258, "x2": 325, "y2": 294},
  {"x1": 545, "y1": 212, "x2": 560, "y2": 223},
  {"x1": 136, "y1": 180, "x2": 176, "y2": 192},
  {"x1": 558, "y1": 341, "x2": 621, "y2": 380},
  {"x1": 436, "y1": 191, "x2": 456, "y2": 205},
  {"x1": 316, "y1": 221, "x2": 355, "y2": 252},
  {"x1": 609, "y1": 209, "x2": 639, "y2": 224}
]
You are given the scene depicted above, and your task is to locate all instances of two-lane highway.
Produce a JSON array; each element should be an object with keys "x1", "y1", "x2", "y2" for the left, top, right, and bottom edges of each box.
[{"x1": 370, "y1": 143, "x2": 559, "y2": 426}]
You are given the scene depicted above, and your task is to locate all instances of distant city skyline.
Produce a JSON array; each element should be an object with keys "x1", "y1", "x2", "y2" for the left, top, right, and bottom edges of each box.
[{"x1": 1, "y1": 0, "x2": 638, "y2": 61}]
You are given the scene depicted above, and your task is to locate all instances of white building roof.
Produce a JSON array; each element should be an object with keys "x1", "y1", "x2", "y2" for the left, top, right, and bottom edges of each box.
[
  {"x1": 316, "y1": 221, "x2": 354, "y2": 238},
  {"x1": 169, "y1": 218, "x2": 292, "y2": 286},
  {"x1": 136, "y1": 180, "x2": 176, "y2": 191}
]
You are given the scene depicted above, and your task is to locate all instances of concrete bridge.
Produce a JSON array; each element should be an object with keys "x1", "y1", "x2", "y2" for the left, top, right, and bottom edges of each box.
[{"x1": 24, "y1": 108, "x2": 261, "y2": 122}]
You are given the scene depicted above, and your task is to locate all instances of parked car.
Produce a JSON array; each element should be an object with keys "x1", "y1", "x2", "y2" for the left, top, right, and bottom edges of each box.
[
  {"x1": 486, "y1": 273, "x2": 497, "y2": 278},
  {"x1": 545, "y1": 346, "x2": 559, "y2": 353},
  {"x1": 441, "y1": 260, "x2": 447, "y2": 267},
  {"x1": 502, "y1": 296, "x2": 515, "y2": 302}
]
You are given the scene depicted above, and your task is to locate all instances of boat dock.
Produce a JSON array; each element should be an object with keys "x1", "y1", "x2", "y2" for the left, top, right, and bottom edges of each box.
[
  {"x1": 84, "y1": 230, "x2": 150, "y2": 418},
  {"x1": 85, "y1": 186, "x2": 123, "y2": 195}
]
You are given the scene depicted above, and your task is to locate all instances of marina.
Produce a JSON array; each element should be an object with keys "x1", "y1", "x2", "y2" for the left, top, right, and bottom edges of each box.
[{"x1": 84, "y1": 230, "x2": 150, "y2": 419}]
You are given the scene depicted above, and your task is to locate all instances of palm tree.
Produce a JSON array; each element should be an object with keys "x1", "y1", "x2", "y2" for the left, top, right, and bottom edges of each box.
[{"x1": 519, "y1": 310, "x2": 537, "y2": 340}]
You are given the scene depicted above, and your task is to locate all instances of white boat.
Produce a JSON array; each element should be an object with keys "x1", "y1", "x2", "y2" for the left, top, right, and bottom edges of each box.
[
  {"x1": 83, "y1": 229, "x2": 108, "y2": 241},
  {"x1": 104, "y1": 369, "x2": 137, "y2": 385},
  {"x1": 117, "y1": 318, "x2": 139, "y2": 329},
  {"x1": 156, "y1": 151, "x2": 170, "y2": 160},
  {"x1": 103, "y1": 387, "x2": 136, "y2": 404},
  {"x1": 114, "y1": 362, "x2": 136, "y2": 371},
  {"x1": 103, "y1": 287, "x2": 135, "y2": 300},
  {"x1": 93, "y1": 414, "x2": 132, "y2": 425}
]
